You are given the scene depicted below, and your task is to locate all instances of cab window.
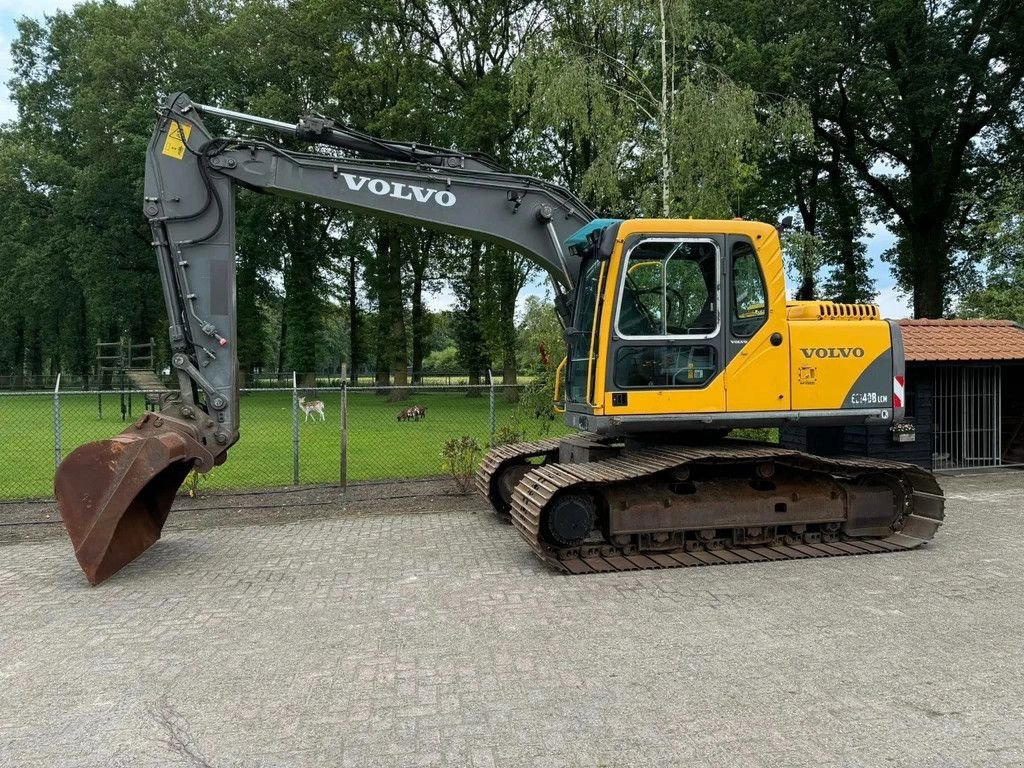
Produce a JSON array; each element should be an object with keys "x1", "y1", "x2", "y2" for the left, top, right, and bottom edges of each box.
[
  {"x1": 731, "y1": 241, "x2": 767, "y2": 337},
  {"x1": 614, "y1": 345, "x2": 717, "y2": 389},
  {"x1": 617, "y1": 238, "x2": 719, "y2": 337},
  {"x1": 566, "y1": 259, "x2": 603, "y2": 404}
]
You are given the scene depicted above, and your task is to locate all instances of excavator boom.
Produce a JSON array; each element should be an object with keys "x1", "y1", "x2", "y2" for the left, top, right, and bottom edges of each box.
[{"x1": 55, "y1": 93, "x2": 593, "y2": 583}]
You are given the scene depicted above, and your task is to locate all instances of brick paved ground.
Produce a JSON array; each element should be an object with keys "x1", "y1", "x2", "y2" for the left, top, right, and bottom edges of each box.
[{"x1": 1, "y1": 473, "x2": 1022, "y2": 767}]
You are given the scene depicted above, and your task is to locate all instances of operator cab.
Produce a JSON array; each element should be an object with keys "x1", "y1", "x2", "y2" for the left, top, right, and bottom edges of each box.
[{"x1": 561, "y1": 218, "x2": 783, "y2": 434}]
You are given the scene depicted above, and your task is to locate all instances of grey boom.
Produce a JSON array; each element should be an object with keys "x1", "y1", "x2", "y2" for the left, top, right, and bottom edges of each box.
[{"x1": 144, "y1": 93, "x2": 595, "y2": 454}]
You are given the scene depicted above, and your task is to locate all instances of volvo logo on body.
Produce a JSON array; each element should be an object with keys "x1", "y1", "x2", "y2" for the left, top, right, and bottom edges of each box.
[
  {"x1": 800, "y1": 347, "x2": 865, "y2": 359},
  {"x1": 340, "y1": 173, "x2": 456, "y2": 207}
]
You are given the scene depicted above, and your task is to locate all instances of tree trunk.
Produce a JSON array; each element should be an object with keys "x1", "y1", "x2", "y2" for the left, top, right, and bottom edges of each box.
[
  {"x1": 73, "y1": 290, "x2": 91, "y2": 385},
  {"x1": 283, "y1": 208, "x2": 320, "y2": 381},
  {"x1": 27, "y1": 323, "x2": 43, "y2": 378},
  {"x1": 235, "y1": 256, "x2": 264, "y2": 386},
  {"x1": 410, "y1": 272, "x2": 424, "y2": 386},
  {"x1": 347, "y1": 247, "x2": 360, "y2": 386},
  {"x1": 12, "y1": 316, "x2": 24, "y2": 388},
  {"x1": 409, "y1": 234, "x2": 431, "y2": 386},
  {"x1": 276, "y1": 297, "x2": 287, "y2": 378},
  {"x1": 371, "y1": 226, "x2": 408, "y2": 398},
  {"x1": 789, "y1": 231, "x2": 818, "y2": 301},
  {"x1": 502, "y1": 355, "x2": 518, "y2": 403},
  {"x1": 373, "y1": 228, "x2": 389, "y2": 392},
  {"x1": 496, "y1": 252, "x2": 521, "y2": 403},
  {"x1": 659, "y1": 0, "x2": 670, "y2": 217},
  {"x1": 908, "y1": 223, "x2": 947, "y2": 318},
  {"x1": 826, "y1": 152, "x2": 867, "y2": 303},
  {"x1": 387, "y1": 229, "x2": 409, "y2": 401},
  {"x1": 462, "y1": 242, "x2": 484, "y2": 397}
]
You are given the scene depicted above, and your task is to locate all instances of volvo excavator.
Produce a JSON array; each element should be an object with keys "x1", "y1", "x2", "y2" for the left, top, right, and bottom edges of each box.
[{"x1": 54, "y1": 93, "x2": 944, "y2": 584}]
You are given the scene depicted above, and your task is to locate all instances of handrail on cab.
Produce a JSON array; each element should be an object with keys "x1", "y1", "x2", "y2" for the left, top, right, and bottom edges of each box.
[{"x1": 553, "y1": 357, "x2": 567, "y2": 414}]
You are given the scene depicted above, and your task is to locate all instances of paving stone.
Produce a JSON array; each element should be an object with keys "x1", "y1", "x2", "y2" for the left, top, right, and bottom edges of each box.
[{"x1": 0, "y1": 473, "x2": 1022, "y2": 766}]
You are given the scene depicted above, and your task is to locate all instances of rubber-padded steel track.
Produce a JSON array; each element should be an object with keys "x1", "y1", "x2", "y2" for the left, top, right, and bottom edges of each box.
[{"x1": 480, "y1": 440, "x2": 944, "y2": 574}]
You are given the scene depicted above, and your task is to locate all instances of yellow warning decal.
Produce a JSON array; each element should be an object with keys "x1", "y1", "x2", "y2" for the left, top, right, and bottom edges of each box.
[{"x1": 161, "y1": 121, "x2": 192, "y2": 160}]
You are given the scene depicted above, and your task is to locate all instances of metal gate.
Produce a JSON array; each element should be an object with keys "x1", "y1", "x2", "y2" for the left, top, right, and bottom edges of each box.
[{"x1": 933, "y1": 365, "x2": 1002, "y2": 469}]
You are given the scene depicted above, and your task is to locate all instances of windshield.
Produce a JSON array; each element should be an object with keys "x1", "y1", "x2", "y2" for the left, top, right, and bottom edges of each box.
[{"x1": 617, "y1": 239, "x2": 718, "y2": 337}]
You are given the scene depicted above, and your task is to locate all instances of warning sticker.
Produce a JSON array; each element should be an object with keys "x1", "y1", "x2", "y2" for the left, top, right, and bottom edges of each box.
[{"x1": 161, "y1": 121, "x2": 192, "y2": 159}]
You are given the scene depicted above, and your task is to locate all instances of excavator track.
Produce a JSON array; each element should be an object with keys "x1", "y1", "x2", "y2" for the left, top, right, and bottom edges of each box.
[
  {"x1": 476, "y1": 437, "x2": 563, "y2": 515},
  {"x1": 480, "y1": 440, "x2": 944, "y2": 574}
]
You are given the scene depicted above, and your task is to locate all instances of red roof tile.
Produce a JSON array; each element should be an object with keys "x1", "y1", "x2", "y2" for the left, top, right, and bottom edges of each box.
[{"x1": 898, "y1": 319, "x2": 1024, "y2": 361}]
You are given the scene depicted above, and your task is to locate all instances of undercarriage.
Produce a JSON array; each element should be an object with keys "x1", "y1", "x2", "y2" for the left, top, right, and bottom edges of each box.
[{"x1": 477, "y1": 436, "x2": 945, "y2": 574}]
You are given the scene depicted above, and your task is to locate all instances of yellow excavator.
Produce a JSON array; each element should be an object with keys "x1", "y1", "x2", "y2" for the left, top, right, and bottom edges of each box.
[{"x1": 54, "y1": 94, "x2": 943, "y2": 584}]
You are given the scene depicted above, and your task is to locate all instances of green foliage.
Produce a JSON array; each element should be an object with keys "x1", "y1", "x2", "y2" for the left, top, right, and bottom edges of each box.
[
  {"x1": 440, "y1": 435, "x2": 483, "y2": 494},
  {"x1": 959, "y1": 176, "x2": 1024, "y2": 322},
  {"x1": 512, "y1": 0, "x2": 808, "y2": 219},
  {"x1": 516, "y1": 295, "x2": 564, "y2": 373},
  {"x1": 729, "y1": 427, "x2": 779, "y2": 444},
  {"x1": 492, "y1": 421, "x2": 528, "y2": 446},
  {"x1": 711, "y1": 0, "x2": 1024, "y2": 316},
  {"x1": 422, "y1": 346, "x2": 460, "y2": 373},
  {"x1": 3, "y1": 0, "x2": 1022, "y2": 384},
  {"x1": 180, "y1": 470, "x2": 203, "y2": 499},
  {"x1": 496, "y1": 366, "x2": 561, "y2": 441}
]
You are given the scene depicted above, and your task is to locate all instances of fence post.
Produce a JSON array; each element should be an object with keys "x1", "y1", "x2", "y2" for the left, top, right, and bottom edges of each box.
[
  {"x1": 292, "y1": 370, "x2": 300, "y2": 485},
  {"x1": 488, "y1": 368, "x2": 496, "y2": 446},
  {"x1": 53, "y1": 373, "x2": 63, "y2": 469},
  {"x1": 340, "y1": 363, "x2": 348, "y2": 492}
]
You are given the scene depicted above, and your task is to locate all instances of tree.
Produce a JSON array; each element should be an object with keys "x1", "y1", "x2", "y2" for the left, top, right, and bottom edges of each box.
[
  {"x1": 370, "y1": 0, "x2": 545, "y2": 394},
  {"x1": 516, "y1": 294, "x2": 563, "y2": 373},
  {"x1": 959, "y1": 175, "x2": 1024, "y2": 321},
  {"x1": 5, "y1": 0, "x2": 241, "y2": 380},
  {"x1": 513, "y1": 0, "x2": 801, "y2": 220},
  {"x1": 714, "y1": 0, "x2": 1024, "y2": 317}
]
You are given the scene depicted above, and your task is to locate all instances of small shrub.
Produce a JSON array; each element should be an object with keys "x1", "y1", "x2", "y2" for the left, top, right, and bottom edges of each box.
[
  {"x1": 181, "y1": 470, "x2": 202, "y2": 498},
  {"x1": 441, "y1": 435, "x2": 483, "y2": 494},
  {"x1": 730, "y1": 427, "x2": 779, "y2": 444},
  {"x1": 493, "y1": 420, "x2": 527, "y2": 446},
  {"x1": 501, "y1": 367, "x2": 558, "y2": 438}
]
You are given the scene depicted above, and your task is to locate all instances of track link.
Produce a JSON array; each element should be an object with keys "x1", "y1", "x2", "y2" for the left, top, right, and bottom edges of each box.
[
  {"x1": 476, "y1": 437, "x2": 563, "y2": 514},
  {"x1": 499, "y1": 442, "x2": 944, "y2": 574}
]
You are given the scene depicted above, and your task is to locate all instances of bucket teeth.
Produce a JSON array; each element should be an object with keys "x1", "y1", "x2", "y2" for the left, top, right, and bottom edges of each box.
[{"x1": 54, "y1": 414, "x2": 214, "y2": 585}]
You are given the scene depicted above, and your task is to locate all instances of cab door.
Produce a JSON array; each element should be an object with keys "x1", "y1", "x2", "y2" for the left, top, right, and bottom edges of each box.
[
  {"x1": 564, "y1": 258, "x2": 607, "y2": 409},
  {"x1": 723, "y1": 235, "x2": 791, "y2": 412},
  {"x1": 602, "y1": 230, "x2": 727, "y2": 417}
]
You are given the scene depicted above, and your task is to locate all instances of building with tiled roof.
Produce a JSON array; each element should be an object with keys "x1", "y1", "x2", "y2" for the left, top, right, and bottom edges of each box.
[{"x1": 899, "y1": 319, "x2": 1024, "y2": 362}]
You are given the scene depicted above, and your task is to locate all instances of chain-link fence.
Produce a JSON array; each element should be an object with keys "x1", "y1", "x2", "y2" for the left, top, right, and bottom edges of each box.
[{"x1": 0, "y1": 374, "x2": 569, "y2": 501}]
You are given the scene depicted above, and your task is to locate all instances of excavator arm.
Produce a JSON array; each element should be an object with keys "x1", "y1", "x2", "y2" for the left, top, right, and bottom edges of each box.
[
  {"x1": 150, "y1": 93, "x2": 593, "y2": 453},
  {"x1": 55, "y1": 92, "x2": 595, "y2": 584}
]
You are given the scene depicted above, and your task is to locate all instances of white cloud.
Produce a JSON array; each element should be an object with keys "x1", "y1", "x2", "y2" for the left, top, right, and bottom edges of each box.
[{"x1": 874, "y1": 285, "x2": 913, "y2": 319}]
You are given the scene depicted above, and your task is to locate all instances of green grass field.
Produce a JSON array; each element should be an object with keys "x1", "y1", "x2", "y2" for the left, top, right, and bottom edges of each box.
[{"x1": 0, "y1": 389, "x2": 570, "y2": 500}]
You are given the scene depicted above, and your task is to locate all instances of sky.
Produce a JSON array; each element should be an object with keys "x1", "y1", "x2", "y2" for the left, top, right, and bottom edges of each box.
[{"x1": 0, "y1": 2, "x2": 913, "y2": 319}]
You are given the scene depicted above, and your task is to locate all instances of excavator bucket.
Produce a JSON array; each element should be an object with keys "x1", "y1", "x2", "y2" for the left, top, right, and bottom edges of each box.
[{"x1": 54, "y1": 413, "x2": 214, "y2": 585}]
